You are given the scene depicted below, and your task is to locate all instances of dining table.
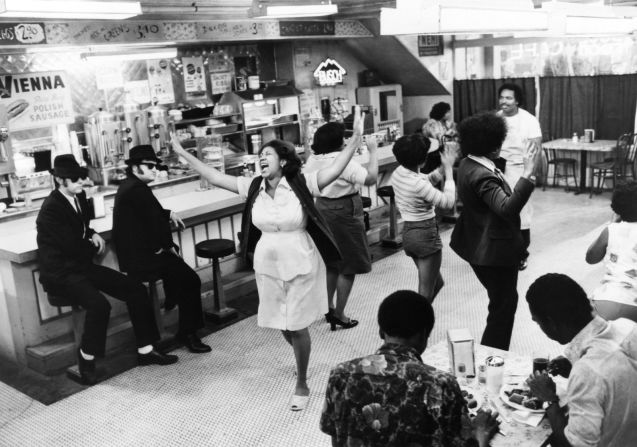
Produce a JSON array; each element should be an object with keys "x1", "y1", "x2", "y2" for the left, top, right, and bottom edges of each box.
[
  {"x1": 423, "y1": 341, "x2": 564, "y2": 447},
  {"x1": 541, "y1": 138, "x2": 616, "y2": 194}
]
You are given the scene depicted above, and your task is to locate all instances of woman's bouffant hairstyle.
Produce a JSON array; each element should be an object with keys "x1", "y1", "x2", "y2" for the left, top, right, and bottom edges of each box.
[
  {"x1": 611, "y1": 180, "x2": 637, "y2": 222},
  {"x1": 378, "y1": 290, "x2": 435, "y2": 339},
  {"x1": 311, "y1": 122, "x2": 345, "y2": 154},
  {"x1": 498, "y1": 82, "x2": 525, "y2": 107},
  {"x1": 457, "y1": 112, "x2": 507, "y2": 157},
  {"x1": 392, "y1": 134, "x2": 430, "y2": 169},
  {"x1": 259, "y1": 139, "x2": 302, "y2": 178},
  {"x1": 429, "y1": 102, "x2": 451, "y2": 121}
]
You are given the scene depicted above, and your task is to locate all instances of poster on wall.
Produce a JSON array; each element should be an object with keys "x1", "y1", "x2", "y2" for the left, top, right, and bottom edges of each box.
[
  {"x1": 146, "y1": 58, "x2": 175, "y2": 104},
  {"x1": 0, "y1": 71, "x2": 74, "y2": 131},
  {"x1": 210, "y1": 72, "x2": 232, "y2": 95},
  {"x1": 124, "y1": 80, "x2": 151, "y2": 104},
  {"x1": 418, "y1": 35, "x2": 444, "y2": 57},
  {"x1": 182, "y1": 56, "x2": 207, "y2": 99}
]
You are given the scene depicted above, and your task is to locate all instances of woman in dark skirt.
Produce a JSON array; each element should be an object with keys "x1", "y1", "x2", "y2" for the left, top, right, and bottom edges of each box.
[{"x1": 304, "y1": 122, "x2": 379, "y2": 330}]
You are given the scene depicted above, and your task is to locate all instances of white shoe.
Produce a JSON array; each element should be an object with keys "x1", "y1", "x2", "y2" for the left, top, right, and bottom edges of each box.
[{"x1": 289, "y1": 394, "x2": 309, "y2": 411}]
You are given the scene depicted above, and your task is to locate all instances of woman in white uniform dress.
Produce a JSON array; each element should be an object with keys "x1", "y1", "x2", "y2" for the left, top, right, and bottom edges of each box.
[{"x1": 170, "y1": 108, "x2": 365, "y2": 411}]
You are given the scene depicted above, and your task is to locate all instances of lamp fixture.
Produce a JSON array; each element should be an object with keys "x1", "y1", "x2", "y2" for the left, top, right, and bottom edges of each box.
[
  {"x1": 82, "y1": 48, "x2": 177, "y2": 63},
  {"x1": 250, "y1": 0, "x2": 337, "y2": 19},
  {"x1": 0, "y1": 0, "x2": 141, "y2": 20},
  {"x1": 380, "y1": 0, "x2": 550, "y2": 35}
]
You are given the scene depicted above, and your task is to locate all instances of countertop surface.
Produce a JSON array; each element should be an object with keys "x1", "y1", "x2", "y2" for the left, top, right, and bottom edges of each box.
[{"x1": 0, "y1": 144, "x2": 396, "y2": 263}]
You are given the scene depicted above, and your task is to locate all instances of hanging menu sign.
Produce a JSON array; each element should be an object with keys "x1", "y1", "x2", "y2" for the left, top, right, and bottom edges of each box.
[
  {"x1": 280, "y1": 21, "x2": 335, "y2": 37},
  {"x1": 0, "y1": 23, "x2": 45, "y2": 45},
  {"x1": 313, "y1": 58, "x2": 347, "y2": 87},
  {"x1": 0, "y1": 71, "x2": 74, "y2": 131},
  {"x1": 418, "y1": 35, "x2": 444, "y2": 57}
]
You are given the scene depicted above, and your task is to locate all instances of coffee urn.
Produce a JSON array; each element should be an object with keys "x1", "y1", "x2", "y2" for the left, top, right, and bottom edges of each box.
[
  {"x1": 117, "y1": 98, "x2": 149, "y2": 160},
  {"x1": 145, "y1": 102, "x2": 170, "y2": 155},
  {"x1": 84, "y1": 108, "x2": 121, "y2": 168}
]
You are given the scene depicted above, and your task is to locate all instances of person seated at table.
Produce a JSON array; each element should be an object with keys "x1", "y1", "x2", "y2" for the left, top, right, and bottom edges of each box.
[
  {"x1": 320, "y1": 290, "x2": 499, "y2": 447},
  {"x1": 112, "y1": 145, "x2": 211, "y2": 353},
  {"x1": 526, "y1": 273, "x2": 637, "y2": 447},
  {"x1": 585, "y1": 180, "x2": 637, "y2": 323},
  {"x1": 391, "y1": 134, "x2": 456, "y2": 302}
]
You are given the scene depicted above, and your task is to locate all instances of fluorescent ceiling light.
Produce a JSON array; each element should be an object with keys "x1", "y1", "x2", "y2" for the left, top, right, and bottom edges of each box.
[
  {"x1": 251, "y1": 1, "x2": 337, "y2": 18},
  {"x1": 0, "y1": 0, "x2": 141, "y2": 20},
  {"x1": 83, "y1": 48, "x2": 177, "y2": 63},
  {"x1": 381, "y1": 0, "x2": 549, "y2": 35},
  {"x1": 541, "y1": 2, "x2": 637, "y2": 36}
]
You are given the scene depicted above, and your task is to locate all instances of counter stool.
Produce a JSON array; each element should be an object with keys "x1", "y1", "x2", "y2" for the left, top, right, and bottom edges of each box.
[
  {"x1": 376, "y1": 186, "x2": 402, "y2": 248},
  {"x1": 195, "y1": 239, "x2": 238, "y2": 324},
  {"x1": 48, "y1": 294, "x2": 85, "y2": 383},
  {"x1": 361, "y1": 196, "x2": 372, "y2": 231}
]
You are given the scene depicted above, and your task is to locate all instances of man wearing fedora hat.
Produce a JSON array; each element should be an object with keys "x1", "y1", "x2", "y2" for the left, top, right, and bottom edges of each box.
[
  {"x1": 112, "y1": 145, "x2": 211, "y2": 353},
  {"x1": 36, "y1": 154, "x2": 179, "y2": 385}
]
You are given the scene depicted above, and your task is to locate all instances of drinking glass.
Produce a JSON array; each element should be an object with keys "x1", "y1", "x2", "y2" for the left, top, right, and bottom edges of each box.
[{"x1": 532, "y1": 351, "x2": 550, "y2": 374}]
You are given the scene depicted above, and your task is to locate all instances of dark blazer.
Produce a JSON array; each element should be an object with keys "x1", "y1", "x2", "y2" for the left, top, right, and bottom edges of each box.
[
  {"x1": 450, "y1": 157, "x2": 534, "y2": 266},
  {"x1": 240, "y1": 173, "x2": 342, "y2": 267},
  {"x1": 36, "y1": 189, "x2": 97, "y2": 289},
  {"x1": 112, "y1": 175, "x2": 175, "y2": 274}
]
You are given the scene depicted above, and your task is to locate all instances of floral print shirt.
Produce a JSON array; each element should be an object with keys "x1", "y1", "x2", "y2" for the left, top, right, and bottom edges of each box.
[{"x1": 320, "y1": 343, "x2": 476, "y2": 447}]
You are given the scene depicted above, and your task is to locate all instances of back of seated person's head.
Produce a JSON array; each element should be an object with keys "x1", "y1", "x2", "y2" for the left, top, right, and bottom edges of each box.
[
  {"x1": 392, "y1": 134, "x2": 429, "y2": 170},
  {"x1": 457, "y1": 112, "x2": 507, "y2": 157},
  {"x1": 378, "y1": 290, "x2": 435, "y2": 351},
  {"x1": 611, "y1": 181, "x2": 637, "y2": 222},
  {"x1": 429, "y1": 102, "x2": 451, "y2": 121},
  {"x1": 526, "y1": 274, "x2": 593, "y2": 343}
]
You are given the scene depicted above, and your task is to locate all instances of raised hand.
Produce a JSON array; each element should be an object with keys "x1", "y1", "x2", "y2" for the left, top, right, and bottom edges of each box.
[{"x1": 170, "y1": 132, "x2": 187, "y2": 156}]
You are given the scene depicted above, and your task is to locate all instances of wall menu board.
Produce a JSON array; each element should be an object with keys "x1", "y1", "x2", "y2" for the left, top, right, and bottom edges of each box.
[
  {"x1": 0, "y1": 71, "x2": 74, "y2": 131},
  {"x1": 0, "y1": 23, "x2": 45, "y2": 45},
  {"x1": 280, "y1": 21, "x2": 335, "y2": 37},
  {"x1": 418, "y1": 35, "x2": 444, "y2": 57}
]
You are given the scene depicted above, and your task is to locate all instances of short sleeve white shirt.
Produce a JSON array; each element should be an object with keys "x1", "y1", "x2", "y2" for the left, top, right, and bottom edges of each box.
[
  {"x1": 303, "y1": 153, "x2": 367, "y2": 198},
  {"x1": 498, "y1": 108, "x2": 542, "y2": 165}
]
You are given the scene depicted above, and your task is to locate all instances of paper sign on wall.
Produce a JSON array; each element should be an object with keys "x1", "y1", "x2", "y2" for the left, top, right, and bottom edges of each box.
[
  {"x1": 146, "y1": 58, "x2": 174, "y2": 104},
  {"x1": 182, "y1": 56, "x2": 207, "y2": 98},
  {"x1": 0, "y1": 70, "x2": 74, "y2": 131},
  {"x1": 124, "y1": 80, "x2": 151, "y2": 105},
  {"x1": 210, "y1": 72, "x2": 232, "y2": 95}
]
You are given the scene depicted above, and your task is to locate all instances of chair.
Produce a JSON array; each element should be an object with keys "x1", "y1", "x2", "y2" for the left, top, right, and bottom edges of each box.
[
  {"x1": 361, "y1": 196, "x2": 372, "y2": 231},
  {"x1": 543, "y1": 148, "x2": 578, "y2": 192},
  {"x1": 376, "y1": 186, "x2": 402, "y2": 248},
  {"x1": 589, "y1": 133, "x2": 636, "y2": 197},
  {"x1": 195, "y1": 239, "x2": 238, "y2": 323}
]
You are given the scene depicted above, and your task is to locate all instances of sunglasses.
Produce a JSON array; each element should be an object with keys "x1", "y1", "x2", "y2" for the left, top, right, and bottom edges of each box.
[
  {"x1": 140, "y1": 162, "x2": 158, "y2": 170},
  {"x1": 66, "y1": 175, "x2": 87, "y2": 183}
]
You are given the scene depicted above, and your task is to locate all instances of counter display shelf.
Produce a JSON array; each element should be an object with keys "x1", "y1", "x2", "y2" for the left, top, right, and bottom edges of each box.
[{"x1": 0, "y1": 144, "x2": 397, "y2": 374}]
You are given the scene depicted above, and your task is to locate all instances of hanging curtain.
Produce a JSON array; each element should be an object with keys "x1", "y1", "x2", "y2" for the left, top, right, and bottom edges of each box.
[
  {"x1": 596, "y1": 74, "x2": 637, "y2": 140},
  {"x1": 453, "y1": 77, "x2": 536, "y2": 123}
]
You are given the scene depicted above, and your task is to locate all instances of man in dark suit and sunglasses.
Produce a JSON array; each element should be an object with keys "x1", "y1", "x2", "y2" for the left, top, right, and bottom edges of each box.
[
  {"x1": 112, "y1": 145, "x2": 210, "y2": 354},
  {"x1": 36, "y1": 154, "x2": 178, "y2": 385}
]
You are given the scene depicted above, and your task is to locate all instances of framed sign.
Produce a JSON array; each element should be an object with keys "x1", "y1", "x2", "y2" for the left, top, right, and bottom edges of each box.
[
  {"x1": 418, "y1": 35, "x2": 444, "y2": 57},
  {"x1": 313, "y1": 58, "x2": 346, "y2": 87}
]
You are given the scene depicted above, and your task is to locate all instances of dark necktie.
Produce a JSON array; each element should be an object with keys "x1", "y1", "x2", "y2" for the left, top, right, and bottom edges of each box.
[{"x1": 74, "y1": 196, "x2": 82, "y2": 216}]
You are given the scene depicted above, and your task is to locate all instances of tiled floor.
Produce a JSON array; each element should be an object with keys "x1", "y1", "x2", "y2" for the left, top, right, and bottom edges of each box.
[{"x1": 0, "y1": 188, "x2": 612, "y2": 446}]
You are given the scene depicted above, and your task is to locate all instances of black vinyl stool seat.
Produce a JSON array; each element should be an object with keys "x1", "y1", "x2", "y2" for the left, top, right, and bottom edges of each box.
[
  {"x1": 376, "y1": 186, "x2": 402, "y2": 248},
  {"x1": 195, "y1": 238, "x2": 237, "y2": 323},
  {"x1": 361, "y1": 196, "x2": 372, "y2": 231}
]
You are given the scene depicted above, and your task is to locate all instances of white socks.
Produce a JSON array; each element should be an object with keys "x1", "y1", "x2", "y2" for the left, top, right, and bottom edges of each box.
[
  {"x1": 79, "y1": 349, "x2": 95, "y2": 361},
  {"x1": 137, "y1": 345, "x2": 153, "y2": 355}
]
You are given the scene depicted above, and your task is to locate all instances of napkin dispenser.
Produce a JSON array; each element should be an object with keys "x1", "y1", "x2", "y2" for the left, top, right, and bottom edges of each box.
[
  {"x1": 584, "y1": 129, "x2": 595, "y2": 143},
  {"x1": 447, "y1": 328, "x2": 476, "y2": 377}
]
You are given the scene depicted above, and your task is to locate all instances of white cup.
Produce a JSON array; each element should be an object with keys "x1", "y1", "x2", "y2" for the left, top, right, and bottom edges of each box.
[{"x1": 485, "y1": 356, "x2": 504, "y2": 395}]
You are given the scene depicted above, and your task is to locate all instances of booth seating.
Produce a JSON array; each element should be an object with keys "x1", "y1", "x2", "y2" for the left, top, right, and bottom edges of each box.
[
  {"x1": 195, "y1": 239, "x2": 238, "y2": 323},
  {"x1": 361, "y1": 196, "x2": 372, "y2": 231},
  {"x1": 47, "y1": 294, "x2": 85, "y2": 383},
  {"x1": 376, "y1": 186, "x2": 402, "y2": 248}
]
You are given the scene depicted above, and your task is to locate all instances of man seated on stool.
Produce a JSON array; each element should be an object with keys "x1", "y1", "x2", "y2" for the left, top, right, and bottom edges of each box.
[
  {"x1": 36, "y1": 155, "x2": 178, "y2": 386},
  {"x1": 526, "y1": 274, "x2": 637, "y2": 447},
  {"x1": 320, "y1": 290, "x2": 499, "y2": 447},
  {"x1": 112, "y1": 145, "x2": 210, "y2": 354}
]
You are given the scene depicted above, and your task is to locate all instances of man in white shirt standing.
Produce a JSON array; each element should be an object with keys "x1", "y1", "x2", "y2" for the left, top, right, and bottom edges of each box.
[
  {"x1": 497, "y1": 83, "x2": 542, "y2": 271},
  {"x1": 526, "y1": 273, "x2": 637, "y2": 447}
]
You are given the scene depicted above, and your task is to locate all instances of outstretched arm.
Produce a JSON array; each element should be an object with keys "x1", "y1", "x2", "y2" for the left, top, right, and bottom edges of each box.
[
  {"x1": 586, "y1": 227, "x2": 608, "y2": 264},
  {"x1": 316, "y1": 106, "x2": 364, "y2": 190},
  {"x1": 363, "y1": 136, "x2": 379, "y2": 186},
  {"x1": 170, "y1": 134, "x2": 239, "y2": 193}
]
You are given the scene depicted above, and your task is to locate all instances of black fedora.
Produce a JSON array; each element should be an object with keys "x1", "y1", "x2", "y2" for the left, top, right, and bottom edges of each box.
[
  {"x1": 50, "y1": 154, "x2": 88, "y2": 179},
  {"x1": 125, "y1": 145, "x2": 163, "y2": 166}
]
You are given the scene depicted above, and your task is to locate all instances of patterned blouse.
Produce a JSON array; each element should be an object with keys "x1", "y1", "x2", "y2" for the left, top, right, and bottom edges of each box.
[{"x1": 320, "y1": 343, "x2": 476, "y2": 447}]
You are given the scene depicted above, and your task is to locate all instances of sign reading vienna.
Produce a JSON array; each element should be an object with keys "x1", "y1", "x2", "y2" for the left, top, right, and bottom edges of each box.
[
  {"x1": 0, "y1": 71, "x2": 74, "y2": 131},
  {"x1": 313, "y1": 58, "x2": 346, "y2": 87}
]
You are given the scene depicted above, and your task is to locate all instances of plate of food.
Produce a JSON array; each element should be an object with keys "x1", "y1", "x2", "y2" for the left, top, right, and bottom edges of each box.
[
  {"x1": 460, "y1": 386, "x2": 483, "y2": 414},
  {"x1": 500, "y1": 385, "x2": 544, "y2": 413}
]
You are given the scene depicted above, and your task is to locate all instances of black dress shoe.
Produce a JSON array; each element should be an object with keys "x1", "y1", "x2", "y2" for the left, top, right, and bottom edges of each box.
[
  {"x1": 74, "y1": 348, "x2": 99, "y2": 385},
  {"x1": 138, "y1": 349, "x2": 179, "y2": 366},
  {"x1": 519, "y1": 258, "x2": 528, "y2": 271},
  {"x1": 163, "y1": 298, "x2": 177, "y2": 311},
  {"x1": 177, "y1": 333, "x2": 212, "y2": 353}
]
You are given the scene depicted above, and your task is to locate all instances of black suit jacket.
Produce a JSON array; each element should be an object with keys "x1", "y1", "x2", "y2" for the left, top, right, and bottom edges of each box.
[
  {"x1": 450, "y1": 157, "x2": 534, "y2": 266},
  {"x1": 112, "y1": 175, "x2": 175, "y2": 274},
  {"x1": 36, "y1": 189, "x2": 97, "y2": 289}
]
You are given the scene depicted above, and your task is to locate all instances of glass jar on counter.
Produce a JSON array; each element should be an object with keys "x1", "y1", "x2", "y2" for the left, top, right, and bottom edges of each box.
[{"x1": 197, "y1": 134, "x2": 225, "y2": 190}]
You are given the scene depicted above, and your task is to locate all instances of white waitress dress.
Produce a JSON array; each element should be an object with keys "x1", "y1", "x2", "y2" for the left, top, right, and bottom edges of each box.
[{"x1": 237, "y1": 173, "x2": 328, "y2": 331}]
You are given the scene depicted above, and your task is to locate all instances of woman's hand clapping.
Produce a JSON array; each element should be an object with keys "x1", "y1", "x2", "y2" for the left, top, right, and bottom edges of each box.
[{"x1": 522, "y1": 140, "x2": 541, "y2": 178}]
